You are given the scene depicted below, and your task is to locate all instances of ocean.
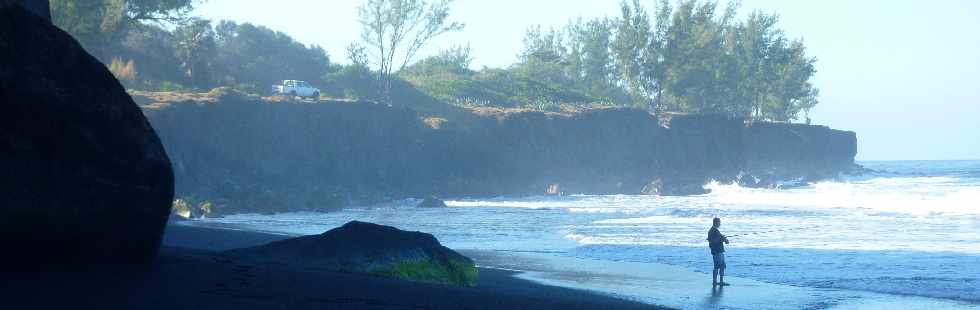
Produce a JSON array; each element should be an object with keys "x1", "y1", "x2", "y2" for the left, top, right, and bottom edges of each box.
[{"x1": 186, "y1": 160, "x2": 980, "y2": 309}]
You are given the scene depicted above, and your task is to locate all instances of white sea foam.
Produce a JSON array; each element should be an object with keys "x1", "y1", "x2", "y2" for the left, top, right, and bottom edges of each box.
[{"x1": 706, "y1": 179, "x2": 980, "y2": 216}]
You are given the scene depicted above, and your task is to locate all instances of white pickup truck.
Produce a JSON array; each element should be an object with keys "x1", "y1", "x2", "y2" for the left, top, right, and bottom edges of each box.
[{"x1": 271, "y1": 80, "x2": 320, "y2": 100}]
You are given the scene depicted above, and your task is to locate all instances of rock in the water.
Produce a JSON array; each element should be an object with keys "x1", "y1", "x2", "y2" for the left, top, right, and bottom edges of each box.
[
  {"x1": 640, "y1": 179, "x2": 665, "y2": 195},
  {"x1": 0, "y1": 5, "x2": 174, "y2": 267},
  {"x1": 641, "y1": 178, "x2": 710, "y2": 196},
  {"x1": 417, "y1": 196, "x2": 448, "y2": 208},
  {"x1": 663, "y1": 183, "x2": 711, "y2": 196},
  {"x1": 170, "y1": 199, "x2": 192, "y2": 221},
  {"x1": 226, "y1": 221, "x2": 478, "y2": 286}
]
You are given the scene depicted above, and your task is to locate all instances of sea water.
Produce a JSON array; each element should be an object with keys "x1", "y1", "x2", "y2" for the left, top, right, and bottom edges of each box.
[{"x1": 190, "y1": 160, "x2": 980, "y2": 307}]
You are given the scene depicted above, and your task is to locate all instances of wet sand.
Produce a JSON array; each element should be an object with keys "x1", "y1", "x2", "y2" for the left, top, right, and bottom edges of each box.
[
  {"x1": 0, "y1": 223, "x2": 667, "y2": 310},
  {"x1": 463, "y1": 250, "x2": 980, "y2": 310}
]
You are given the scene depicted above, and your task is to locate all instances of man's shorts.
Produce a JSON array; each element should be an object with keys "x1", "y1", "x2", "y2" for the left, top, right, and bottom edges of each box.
[{"x1": 712, "y1": 253, "x2": 726, "y2": 269}]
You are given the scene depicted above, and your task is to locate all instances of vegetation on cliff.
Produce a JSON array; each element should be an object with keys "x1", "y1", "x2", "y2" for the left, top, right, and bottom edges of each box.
[
  {"x1": 54, "y1": 0, "x2": 818, "y2": 122},
  {"x1": 509, "y1": 0, "x2": 819, "y2": 121}
]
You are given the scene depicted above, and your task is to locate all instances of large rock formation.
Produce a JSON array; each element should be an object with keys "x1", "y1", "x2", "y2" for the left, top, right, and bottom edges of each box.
[
  {"x1": 0, "y1": 0, "x2": 49, "y2": 21},
  {"x1": 741, "y1": 122, "x2": 858, "y2": 186},
  {"x1": 0, "y1": 4, "x2": 174, "y2": 267},
  {"x1": 226, "y1": 221, "x2": 478, "y2": 286},
  {"x1": 138, "y1": 92, "x2": 856, "y2": 214}
]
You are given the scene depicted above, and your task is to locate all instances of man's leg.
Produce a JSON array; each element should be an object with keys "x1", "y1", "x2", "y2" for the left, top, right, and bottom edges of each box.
[
  {"x1": 712, "y1": 253, "x2": 721, "y2": 285},
  {"x1": 718, "y1": 253, "x2": 729, "y2": 285},
  {"x1": 713, "y1": 267, "x2": 719, "y2": 285}
]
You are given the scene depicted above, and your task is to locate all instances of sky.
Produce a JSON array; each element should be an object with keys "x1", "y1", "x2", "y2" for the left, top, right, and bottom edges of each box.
[{"x1": 194, "y1": 0, "x2": 980, "y2": 161}]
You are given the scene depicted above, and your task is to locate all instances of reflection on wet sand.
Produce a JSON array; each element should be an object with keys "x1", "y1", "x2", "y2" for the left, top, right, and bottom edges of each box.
[{"x1": 705, "y1": 285, "x2": 724, "y2": 306}]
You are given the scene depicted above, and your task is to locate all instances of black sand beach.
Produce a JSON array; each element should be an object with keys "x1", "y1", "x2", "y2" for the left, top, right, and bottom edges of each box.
[{"x1": 0, "y1": 224, "x2": 667, "y2": 309}]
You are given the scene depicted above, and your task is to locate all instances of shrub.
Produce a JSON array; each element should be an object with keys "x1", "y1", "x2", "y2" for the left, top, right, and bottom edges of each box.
[
  {"x1": 108, "y1": 58, "x2": 138, "y2": 83},
  {"x1": 323, "y1": 65, "x2": 380, "y2": 100}
]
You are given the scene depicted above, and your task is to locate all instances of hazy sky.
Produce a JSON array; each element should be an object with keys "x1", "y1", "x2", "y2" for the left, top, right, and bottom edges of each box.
[{"x1": 194, "y1": 0, "x2": 980, "y2": 161}]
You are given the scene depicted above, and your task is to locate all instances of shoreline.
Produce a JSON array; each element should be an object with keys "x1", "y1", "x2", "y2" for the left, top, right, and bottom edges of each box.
[
  {"x1": 0, "y1": 223, "x2": 668, "y2": 310},
  {"x1": 461, "y1": 249, "x2": 980, "y2": 310}
]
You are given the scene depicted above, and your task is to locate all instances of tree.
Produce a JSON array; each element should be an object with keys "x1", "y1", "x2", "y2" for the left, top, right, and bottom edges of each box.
[
  {"x1": 357, "y1": 0, "x2": 465, "y2": 103},
  {"x1": 174, "y1": 18, "x2": 216, "y2": 89},
  {"x1": 122, "y1": 0, "x2": 198, "y2": 24},
  {"x1": 403, "y1": 44, "x2": 473, "y2": 75},
  {"x1": 512, "y1": 26, "x2": 579, "y2": 104},
  {"x1": 611, "y1": 0, "x2": 653, "y2": 108},
  {"x1": 639, "y1": 0, "x2": 672, "y2": 111},
  {"x1": 734, "y1": 10, "x2": 782, "y2": 119},
  {"x1": 51, "y1": 0, "x2": 198, "y2": 59},
  {"x1": 652, "y1": 1, "x2": 741, "y2": 114},
  {"x1": 759, "y1": 38, "x2": 817, "y2": 121},
  {"x1": 214, "y1": 21, "x2": 331, "y2": 93},
  {"x1": 566, "y1": 18, "x2": 618, "y2": 101},
  {"x1": 346, "y1": 42, "x2": 371, "y2": 69},
  {"x1": 517, "y1": 26, "x2": 568, "y2": 84}
]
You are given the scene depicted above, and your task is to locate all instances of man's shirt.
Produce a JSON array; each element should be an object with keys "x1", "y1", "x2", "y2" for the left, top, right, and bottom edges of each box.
[{"x1": 708, "y1": 227, "x2": 725, "y2": 254}]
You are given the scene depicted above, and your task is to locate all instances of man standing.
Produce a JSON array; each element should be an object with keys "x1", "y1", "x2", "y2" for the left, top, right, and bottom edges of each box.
[{"x1": 708, "y1": 217, "x2": 730, "y2": 286}]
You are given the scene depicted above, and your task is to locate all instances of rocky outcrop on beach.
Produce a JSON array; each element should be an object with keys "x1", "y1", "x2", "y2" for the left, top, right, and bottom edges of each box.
[
  {"x1": 226, "y1": 221, "x2": 478, "y2": 286},
  {"x1": 0, "y1": 4, "x2": 174, "y2": 267},
  {"x1": 138, "y1": 91, "x2": 856, "y2": 214}
]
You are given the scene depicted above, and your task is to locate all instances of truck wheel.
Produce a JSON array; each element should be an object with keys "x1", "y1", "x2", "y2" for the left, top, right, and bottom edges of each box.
[
  {"x1": 312, "y1": 92, "x2": 319, "y2": 101},
  {"x1": 289, "y1": 91, "x2": 297, "y2": 100}
]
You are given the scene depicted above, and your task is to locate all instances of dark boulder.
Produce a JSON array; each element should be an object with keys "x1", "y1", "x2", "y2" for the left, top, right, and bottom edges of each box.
[
  {"x1": 226, "y1": 221, "x2": 478, "y2": 286},
  {"x1": 0, "y1": 0, "x2": 49, "y2": 21},
  {"x1": 417, "y1": 196, "x2": 448, "y2": 208},
  {"x1": 0, "y1": 4, "x2": 174, "y2": 267}
]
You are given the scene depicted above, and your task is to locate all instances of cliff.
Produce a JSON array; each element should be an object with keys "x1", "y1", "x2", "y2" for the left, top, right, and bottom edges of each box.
[{"x1": 138, "y1": 91, "x2": 857, "y2": 215}]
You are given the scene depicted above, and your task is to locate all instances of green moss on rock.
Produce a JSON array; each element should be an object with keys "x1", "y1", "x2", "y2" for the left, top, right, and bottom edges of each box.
[{"x1": 370, "y1": 258, "x2": 478, "y2": 287}]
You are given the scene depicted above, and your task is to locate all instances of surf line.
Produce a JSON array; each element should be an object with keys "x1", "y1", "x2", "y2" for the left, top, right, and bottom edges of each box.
[{"x1": 492, "y1": 249, "x2": 569, "y2": 254}]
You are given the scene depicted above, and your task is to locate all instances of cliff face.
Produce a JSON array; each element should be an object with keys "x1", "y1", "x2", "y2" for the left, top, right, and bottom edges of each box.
[
  {"x1": 139, "y1": 93, "x2": 856, "y2": 214},
  {"x1": 741, "y1": 122, "x2": 858, "y2": 186}
]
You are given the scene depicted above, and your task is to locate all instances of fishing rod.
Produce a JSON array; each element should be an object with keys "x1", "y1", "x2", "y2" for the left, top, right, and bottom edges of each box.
[
  {"x1": 688, "y1": 224, "x2": 825, "y2": 244},
  {"x1": 723, "y1": 224, "x2": 824, "y2": 239}
]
